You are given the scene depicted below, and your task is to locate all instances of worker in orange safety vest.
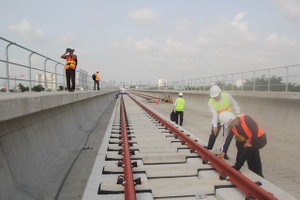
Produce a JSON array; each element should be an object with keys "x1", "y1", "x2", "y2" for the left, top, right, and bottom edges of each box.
[
  {"x1": 218, "y1": 111, "x2": 267, "y2": 177},
  {"x1": 93, "y1": 71, "x2": 100, "y2": 91},
  {"x1": 61, "y1": 47, "x2": 77, "y2": 92}
]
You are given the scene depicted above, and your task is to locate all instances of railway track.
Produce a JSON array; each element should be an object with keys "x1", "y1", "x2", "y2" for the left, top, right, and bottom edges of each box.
[{"x1": 82, "y1": 93, "x2": 280, "y2": 200}]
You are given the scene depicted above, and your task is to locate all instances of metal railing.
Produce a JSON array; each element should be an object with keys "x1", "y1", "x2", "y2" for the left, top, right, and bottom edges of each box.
[
  {"x1": 0, "y1": 37, "x2": 94, "y2": 92},
  {"x1": 168, "y1": 64, "x2": 300, "y2": 92}
]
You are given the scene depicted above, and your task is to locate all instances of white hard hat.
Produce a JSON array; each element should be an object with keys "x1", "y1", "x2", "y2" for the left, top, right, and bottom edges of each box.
[
  {"x1": 179, "y1": 92, "x2": 183, "y2": 96},
  {"x1": 68, "y1": 46, "x2": 75, "y2": 51},
  {"x1": 210, "y1": 85, "x2": 222, "y2": 97},
  {"x1": 219, "y1": 111, "x2": 236, "y2": 128}
]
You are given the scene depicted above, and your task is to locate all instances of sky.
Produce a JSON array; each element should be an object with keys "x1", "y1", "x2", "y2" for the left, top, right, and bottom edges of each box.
[{"x1": 1, "y1": 0, "x2": 300, "y2": 85}]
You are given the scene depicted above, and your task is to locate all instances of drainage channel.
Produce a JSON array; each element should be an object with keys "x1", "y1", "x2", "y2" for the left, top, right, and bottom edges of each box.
[{"x1": 82, "y1": 94, "x2": 279, "y2": 200}]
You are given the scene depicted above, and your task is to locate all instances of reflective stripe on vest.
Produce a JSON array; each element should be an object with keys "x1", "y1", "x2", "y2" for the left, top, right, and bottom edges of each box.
[
  {"x1": 65, "y1": 55, "x2": 76, "y2": 69},
  {"x1": 176, "y1": 98, "x2": 185, "y2": 111},
  {"x1": 231, "y1": 114, "x2": 265, "y2": 142}
]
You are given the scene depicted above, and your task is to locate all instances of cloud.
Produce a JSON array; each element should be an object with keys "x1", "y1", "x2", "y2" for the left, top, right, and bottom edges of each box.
[
  {"x1": 58, "y1": 34, "x2": 77, "y2": 46},
  {"x1": 164, "y1": 37, "x2": 196, "y2": 54},
  {"x1": 230, "y1": 12, "x2": 248, "y2": 31},
  {"x1": 194, "y1": 12, "x2": 256, "y2": 50},
  {"x1": 176, "y1": 17, "x2": 194, "y2": 32},
  {"x1": 130, "y1": 37, "x2": 158, "y2": 51},
  {"x1": 266, "y1": 33, "x2": 297, "y2": 46},
  {"x1": 9, "y1": 18, "x2": 47, "y2": 40},
  {"x1": 230, "y1": 12, "x2": 256, "y2": 42},
  {"x1": 196, "y1": 35, "x2": 210, "y2": 45},
  {"x1": 129, "y1": 8, "x2": 161, "y2": 22},
  {"x1": 274, "y1": 0, "x2": 300, "y2": 20}
]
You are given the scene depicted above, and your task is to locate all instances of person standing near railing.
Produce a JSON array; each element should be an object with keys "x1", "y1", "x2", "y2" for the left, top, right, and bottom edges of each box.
[
  {"x1": 61, "y1": 47, "x2": 77, "y2": 92},
  {"x1": 93, "y1": 71, "x2": 101, "y2": 91}
]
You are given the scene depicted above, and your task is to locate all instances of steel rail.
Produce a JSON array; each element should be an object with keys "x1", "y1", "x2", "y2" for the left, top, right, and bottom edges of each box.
[
  {"x1": 129, "y1": 94, "x2": 278, "y2": 200},
  {"x1": 130, "y1": 91, "x2": 159, "y2": 100},
  {"x1": 120, "y1": 95, "x2": 137, "y2": 200}
]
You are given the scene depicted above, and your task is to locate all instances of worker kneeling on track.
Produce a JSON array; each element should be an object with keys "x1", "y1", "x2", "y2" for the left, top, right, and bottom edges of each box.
[{"x1": 217, "y1": 111, "x2": 267, "y2": 177}]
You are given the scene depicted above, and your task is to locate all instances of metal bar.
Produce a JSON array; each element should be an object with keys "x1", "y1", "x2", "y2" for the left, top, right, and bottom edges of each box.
[
  {"x1": 285, "y1": 67, "x2": 289, "y2": 92},
  {"x1": 120, "y1": 96, "x2": 137, "y2": 200},
  {"x1": 1, "y1": 37, "x2": 91, "y2": 92},
  {"x1": 5, "y1": 42, "x2": 15, "y2": 92},
  {"x1": 129, "y1": 94, "x2": 278, "y2": 200},
  {"x1": 28, "y1": 52, "x2": 36, "y2": 92},
  {"x1": 267, "y1": 69, "x2": 270, "y2": 92}
]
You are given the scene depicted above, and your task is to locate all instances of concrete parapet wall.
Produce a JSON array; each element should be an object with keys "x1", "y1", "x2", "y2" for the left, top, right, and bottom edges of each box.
[
  {"x1": 0, "y1": 91, "x2": 118, "y2": 200},
  {"x1": 135, "y1": 89, "x2": 300, "y2": 198},
  {"x1": 141, "y1": 90, "x2": 300, "y2": 135}
]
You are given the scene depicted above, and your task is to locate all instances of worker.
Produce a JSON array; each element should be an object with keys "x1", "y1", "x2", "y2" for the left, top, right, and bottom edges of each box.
[
  {"x1": 205, "y1": 85, "x2": 240, "y2": 160},
  {"x1": 93, "y1": 71, "x2": 100, "y2": 91},
  {"x1": 173, "y1": 92, "x2": 185, "y2": 126},
  {"x1": 61, "y1": 47, "x2": 77, "y2": 92},
  {"x1": 218, "y1": 111, "x2": 267, "y2": 177}
]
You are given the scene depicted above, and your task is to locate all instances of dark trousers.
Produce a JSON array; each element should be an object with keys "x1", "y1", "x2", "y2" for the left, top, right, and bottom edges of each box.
[
  {"x1": 234, "y1": 134, "x2": 267, "y2": 177},
  {"x1": 66, "y1": 68, "x2": 75, "y2": 90},
  {"x1": 207, "y1": 123, "x2": 223, "y2": 150},
  {"x1": 94, "y1": 81, "x2": 100, "y2": 90},
  {"x1": 175, "y1": 111, "x2": 184, "y2": 126}
]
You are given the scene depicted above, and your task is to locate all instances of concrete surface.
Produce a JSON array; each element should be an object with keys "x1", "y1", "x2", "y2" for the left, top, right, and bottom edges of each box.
[
  {"x1": 84, "y1": 94, "x2": 297, "y2": 199},
  {"x1": 142, "y1": 90, "x2": 300, "y2": 199},
  {"x1": 1, "y1": 89, "x2": 299, "y2": 199},
  {"x1": 0, "y1": 90, "x2": 118, "y2": 200}
]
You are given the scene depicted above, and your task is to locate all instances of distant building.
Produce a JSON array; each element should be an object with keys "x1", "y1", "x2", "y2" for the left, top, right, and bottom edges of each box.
[
  {"x1": 236, "y1": 78, "x2": 245, "y2": 87},
  {"x1": 35, "y1": 73, "x2": 56, "y2": 90},
  {"x1": 108, "y1": 80, "x2": 117, "y2": 87},
  {"x1": 158, "y1": 79, "x2": 167, "y2": 87},
  {"x1": 78, "y1": 69, "x2": 88, "y2": 89}
]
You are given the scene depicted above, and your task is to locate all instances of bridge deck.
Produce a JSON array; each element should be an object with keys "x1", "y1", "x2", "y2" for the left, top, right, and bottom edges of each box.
[{"x1": 0, "y1": 90, "x2": 299, "y2": 199}]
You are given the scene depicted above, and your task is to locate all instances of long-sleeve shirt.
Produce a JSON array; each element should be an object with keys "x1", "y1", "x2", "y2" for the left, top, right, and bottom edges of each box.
[
  {"x1": 208, "y1": 93, "x2": 240, "y2": 128},
  {"x1": 222, "y1": 115, "x2": 260, "y2": 153}
]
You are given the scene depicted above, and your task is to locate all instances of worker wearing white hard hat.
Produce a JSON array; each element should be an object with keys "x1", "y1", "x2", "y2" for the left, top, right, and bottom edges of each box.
[
  {"x1": 204, "y1": 85, "x2": 240, "y2": 160},
  {"x1": 219, "y1": 111, "x2": 236, "y2": 127},
  {"x1": 210, "y1": 85, "x2": 222, "y2": 98},
  {"x1": 217, "y1": 111, "x2": 267, "y2": 177},
  {"x1": 173, "y1": 92, "x2": 185, "y2": 126}
]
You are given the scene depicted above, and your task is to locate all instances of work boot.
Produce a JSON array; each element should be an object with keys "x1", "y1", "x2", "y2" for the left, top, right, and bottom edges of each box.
[
  {"x1": 224, "y1": 154, "x2": 229, "y2": 160},
  {"x1": 203, "y1": 146, "x2": 212, "y2": 150}
]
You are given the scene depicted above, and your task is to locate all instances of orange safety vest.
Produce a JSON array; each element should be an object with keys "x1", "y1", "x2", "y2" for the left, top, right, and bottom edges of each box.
[
  {"x1": 231, "y1": 114, "x2": 265, "y2": 142},
  {"x1": 65, "y1": 55, "x2": 76, "y2": 69},
  {"x1": 95, "y1": 72, "x2": 100, "y2": 81}
]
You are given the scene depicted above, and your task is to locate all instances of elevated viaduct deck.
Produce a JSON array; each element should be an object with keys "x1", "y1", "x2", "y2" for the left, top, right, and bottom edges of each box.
[{"x1": 0, "y1": 90, "x2": 299, "y2": 199}]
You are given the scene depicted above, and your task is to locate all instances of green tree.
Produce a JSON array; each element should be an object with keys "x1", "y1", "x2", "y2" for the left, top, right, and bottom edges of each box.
[
  {"x1": 18, "y1": 83, "x2": 29, "y2": 92},
  {"x1": 244, "y1": 75, "x2": 285, "y2": 91},
  {"x1": 32, "y1": 85, "x2": 44, "y2": 92},
  {"x1": 58, "y1": 85, "x2": 64, "y2": 91}
]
